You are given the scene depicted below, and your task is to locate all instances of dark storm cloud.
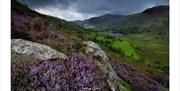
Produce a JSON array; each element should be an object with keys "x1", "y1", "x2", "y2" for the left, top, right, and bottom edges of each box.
[{"x1": 17, "y1": 0, "x2": 169, "y2": 21}]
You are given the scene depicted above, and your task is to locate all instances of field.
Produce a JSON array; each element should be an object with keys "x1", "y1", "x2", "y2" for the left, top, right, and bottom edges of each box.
[{"x1": 90, "y1": 33, "x2": 169, "y2": 86}]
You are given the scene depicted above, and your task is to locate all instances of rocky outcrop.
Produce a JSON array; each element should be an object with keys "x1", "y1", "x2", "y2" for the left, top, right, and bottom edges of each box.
[
  {"x1": 83, "y1": 41, "x2": 122, "y2": 91},
  {"x1": 11, "y1": 39, "x2": 68, "y2": 60},
  {"x1": 83, "y1": 41, "x2": 108, "y2": 61}
]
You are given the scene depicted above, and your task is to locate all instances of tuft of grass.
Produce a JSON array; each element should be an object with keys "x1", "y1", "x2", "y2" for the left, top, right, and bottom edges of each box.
[{"x1": 96, "y1": 35, "x2": 106, "y2": 42}]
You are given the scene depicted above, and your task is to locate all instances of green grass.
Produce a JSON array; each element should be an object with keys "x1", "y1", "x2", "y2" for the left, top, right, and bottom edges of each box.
[
  {"x1": 111, "y1": 40, "x2": 139, "y2": 60},
  {"x1": 125, "y1": 34, "x2": 169, "y2": 76},
  {"x1": 126, "y1": 34, "x2": 169, "y2": 64},
  {"x1": 120, "y1": 80, "x2": 133, "y2": 91},
  {"x1": 92, "y1": 33, "x2": 169, "y2": 79},
  {"x1": 93, "y1": 33, "x2": 139, "y2": 60},
  {"x1": 96, "y1": 35, "x2": 106, "y2": 42}
]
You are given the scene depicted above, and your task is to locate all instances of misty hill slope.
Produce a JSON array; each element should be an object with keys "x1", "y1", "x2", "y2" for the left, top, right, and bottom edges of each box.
[{"x1": 74, "y1": 5, "x2": 169, "y2": 36}]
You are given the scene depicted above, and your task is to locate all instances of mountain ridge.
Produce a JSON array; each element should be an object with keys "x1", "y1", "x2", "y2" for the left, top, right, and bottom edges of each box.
[{"x1": 74, "y1": 5, "x2": 169, "y2": 34}]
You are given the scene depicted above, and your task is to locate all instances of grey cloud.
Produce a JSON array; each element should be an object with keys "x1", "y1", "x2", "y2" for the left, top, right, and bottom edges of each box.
[{"x1": 17, "y1": 0, "x2": 169, "y2": 21}]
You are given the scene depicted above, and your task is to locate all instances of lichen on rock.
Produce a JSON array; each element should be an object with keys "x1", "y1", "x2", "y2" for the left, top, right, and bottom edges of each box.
[
  {"x1": 83, "y1": 41, "x2": 122, "y2": 91},
  {"x1": 11, "y1": 39, "x2": 68, "y2": 60},
  {"x1": 83, "y1": 41, "x2": 108, "y2": 61}
]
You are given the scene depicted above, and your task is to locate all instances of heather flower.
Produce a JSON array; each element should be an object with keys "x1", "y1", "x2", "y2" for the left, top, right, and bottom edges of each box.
[
  {"x1": 111, "y1": 60, "x2": 165, "y2": 91},
  {"x1": 11, "y1": 53, "x2": 109, "y2": 91}
]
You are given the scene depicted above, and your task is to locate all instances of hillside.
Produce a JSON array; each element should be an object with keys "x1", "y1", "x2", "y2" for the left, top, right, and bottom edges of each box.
[
  {"x1": 74, "y1": 5, "x2": 169, "y2": 38},
  {"x1": 74, "y1": 14, "x2": 125, "y2": 29},
  {"x1": 11, "y1": 0, "x2": 169, "y2": 91},
  {"x1": 12, "y1": 0, "x2": 93, "y2": 54}
]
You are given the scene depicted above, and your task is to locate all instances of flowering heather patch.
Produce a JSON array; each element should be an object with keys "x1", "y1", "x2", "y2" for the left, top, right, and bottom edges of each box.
[
  {"x1": 11, "y1": 13, "x2": 32, "y2": 39},
  {"x1": 68, "y1": 53, "x2": 109, "y2": 90},
  {"x1": 111, "y1": 60, "x2": 167, "y2": 91},
  {"x1": 11, "y1": 53, "x2": 109, "y2": 91},
  {"x1": 11, "y1": 13, "x2": 63, "y2": 41},
  {"x1": 11, "y1": 13, "x2": 68, "y2": 52}
]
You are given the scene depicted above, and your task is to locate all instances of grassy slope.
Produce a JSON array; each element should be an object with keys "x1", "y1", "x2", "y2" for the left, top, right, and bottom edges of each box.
[
  {"x1": 90, "y1": 32, "x2": 169, "y2": 88},
  {"x1": 85, "y1": 6, "x2": 169, "y2": 82},
  {"x1": 126, "y1": 34, "x2": 169, "y2": 77}
]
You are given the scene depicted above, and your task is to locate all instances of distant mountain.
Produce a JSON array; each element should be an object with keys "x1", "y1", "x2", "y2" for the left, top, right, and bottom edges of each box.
[
  {"x1": 74, "y1": 5, "x2": 169, "y2": 35},
  {"x1": 74, "y1": 14, "x2": 125, "y2": 29},
  {"x1": 142, "y1": 5, "x2": 169, "y2": 15}
]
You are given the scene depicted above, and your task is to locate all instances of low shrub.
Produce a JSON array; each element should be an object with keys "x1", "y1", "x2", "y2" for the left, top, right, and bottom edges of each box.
[
  {"x1": 111, "y1": 60, "x2": 166, "y2": 91},
  {"x1": 11, "y1": 53, "x2": 109, "y2": 91}
]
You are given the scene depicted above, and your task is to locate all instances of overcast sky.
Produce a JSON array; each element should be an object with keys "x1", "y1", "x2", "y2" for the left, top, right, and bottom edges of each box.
[{"x1": 17, "y1": 0, "x2": 169, "y2": 21}]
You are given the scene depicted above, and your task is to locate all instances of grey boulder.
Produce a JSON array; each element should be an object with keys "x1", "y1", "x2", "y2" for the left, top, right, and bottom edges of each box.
[{"x1": 11, "y1": 39, "x2": 68, "y2": 60}]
